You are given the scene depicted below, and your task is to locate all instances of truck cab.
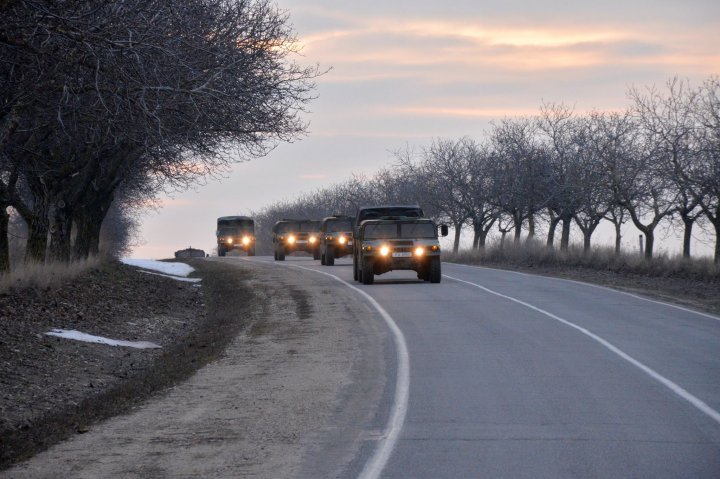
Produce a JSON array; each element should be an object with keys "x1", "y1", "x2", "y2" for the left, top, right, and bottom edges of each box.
[{"x1": 216, "y1": 216, "x2": 255, "y2": 256}]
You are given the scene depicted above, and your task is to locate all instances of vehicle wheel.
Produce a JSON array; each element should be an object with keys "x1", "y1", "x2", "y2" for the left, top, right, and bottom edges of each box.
[
  {"x1": 278, "y1": 250, "x2": 285, "y2": 261},
  {"x1": 353, "y1": 253, "x2": 359, "y2": 281},
  {"x1": 321, "y1": 252, "x2": 326, "y2": 265},
  {"x1": 326, "y1": 247, "x2": 335, "y2": 266},
  {"x1": 429, "y1": 257, "x2": 441, "y2": 283},
  {"x1": 361, "y1": 258, "x2": 374, "y2": 285},
  {"x1": 313, "y1": 248, "x2": 321, "y2": 260},
  {"x1": 218, "y1": 245, "x2": 226, "y2": 257},
  {"x1": 248, "y1": 247, "x2": 255, "y2": 257}
]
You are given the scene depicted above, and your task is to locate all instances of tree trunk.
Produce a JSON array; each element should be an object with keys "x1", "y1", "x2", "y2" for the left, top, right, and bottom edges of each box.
[
  {"x1": 0, "y1": 206, "x2": 9, "y2": 272},
  {"x1": 644, "y1": 230, "x2": 654, "y2": 260},
  {"x1": 681, "y1": 217, "x2": 693, "y2": 258},
  {"x1": 73, "y1": 194, "x2": 113, "y2": 259},
  {"x1": 472, "y1": 227, "x2": 480, "y2": 249},
  {"x1": 712, "y1": 219, "x2": 720, "y2": 264},
  {"x1": 453, "y1": 222, "x2": 462, "y2": 253},
  {"x1": 513, "y1": 212, "x2": 522, "y2": 242},
  {"x1": 614, "y1": 221, "x2": 622, "y2": 254},
  {"x1": 546, "y1": 216, "x2": 560, "y2": 247},
  {"x1": 527, "y1": 214, "x2": 535, "y2": 240},
  {"x1": 48, "y1": 202, "x2": 73, "y2": 262},
  {"x1": 560, "y1": 216, "x2": 571, "y2": 251}
]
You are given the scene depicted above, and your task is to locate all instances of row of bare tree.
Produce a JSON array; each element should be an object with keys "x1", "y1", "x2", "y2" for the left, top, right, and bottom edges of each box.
[
  {"x1": 252, "y1": 77, "x2": 720, "y2": 262},
  {"x1": 0, "y1": 0, "x2": 317, "y2": 271}
]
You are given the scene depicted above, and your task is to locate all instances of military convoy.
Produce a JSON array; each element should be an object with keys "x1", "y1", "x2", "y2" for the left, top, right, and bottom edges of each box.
[{"x1": 217, "y1": 204, "x2": 448, "y2": 284}]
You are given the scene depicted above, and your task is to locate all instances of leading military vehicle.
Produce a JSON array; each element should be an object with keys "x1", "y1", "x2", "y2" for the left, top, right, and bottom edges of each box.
[
  {"x1": 216, "y1": 216, "x2": 255, "y2": 256},
  {"x1": 354, "y1": 216, "x2": 448, "y2": 285}
]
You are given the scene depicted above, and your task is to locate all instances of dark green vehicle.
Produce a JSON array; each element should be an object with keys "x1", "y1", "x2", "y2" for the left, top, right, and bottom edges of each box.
[
  {"x1": 354, "y1": 216, "x2": 448, "y2": 285},
  {"x1": 319, "y1": 215, "x2": 354, "y2": 266},
  {"x1": 272, "y1": 219, "x2": 321, "y2": 261},
  {"x1": 216, "y1": 216, "x2": 255, "y2": 256}
]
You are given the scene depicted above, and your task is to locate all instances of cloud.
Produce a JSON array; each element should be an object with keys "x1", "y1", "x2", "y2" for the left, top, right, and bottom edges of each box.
[{"x1": 298, "y1": 173, "x2": 330, "y2": 180}]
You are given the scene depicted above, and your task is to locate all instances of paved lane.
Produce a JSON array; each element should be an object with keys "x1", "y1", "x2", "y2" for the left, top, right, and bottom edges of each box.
[{"x1": 252, "y1": 256, "x2": 720, "y2": 478}]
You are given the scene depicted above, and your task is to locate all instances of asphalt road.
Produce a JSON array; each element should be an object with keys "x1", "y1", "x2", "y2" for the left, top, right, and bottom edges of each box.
[
  {"x1": 5, "y1": 255, "x2": 719, "y2": 478},
  {"x1": 250, "y1": 255, "x2": 720, "y2": 478}
]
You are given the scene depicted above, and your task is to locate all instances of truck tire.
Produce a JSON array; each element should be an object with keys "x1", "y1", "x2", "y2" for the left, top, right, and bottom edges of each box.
[
  {"x1": 361, "y1": 257, "x2": 374, "y2": 285},
  {"x1": 353, "y1": 253, "x2": 359, "y2": 281},
  {"x1": 218, "y1": 245, "x2": 226, "y2": 257},
  {"x1": 248, "y1": 247, "x2": 255, "y2": 257},
  {"x1": 313, "y1": 248, "x2": 321, "y2": 260},
  {"x1": 326, "y1": 247, "x2": 335, "y2": 266},
  {"x1": 276, "y1": 247, "x2": 285, "y2": 261},
  {"x1": 321, "y1": 251, "x2": 326, "y2": 265},
  {"x1": 429, "y1": 257, "x2": 441, "y2": 283}
]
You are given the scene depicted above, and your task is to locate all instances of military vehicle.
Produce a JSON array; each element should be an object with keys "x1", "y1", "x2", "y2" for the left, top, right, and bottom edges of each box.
[
  {"x1": 319, "y1": 215, "x2": 355, "y2": 266},
  {"x1": 354, "y1": 216, "x2": 448, "y2": 285},
  {"x1": 216, "y1": 216, "x2": 255, "y2": 256},
  {"x1": 352, "y1": 205, "x2": 424, "y2": 281},
  {"x1": 272, "y1": 219, "x2": 321, "y2": 261}
]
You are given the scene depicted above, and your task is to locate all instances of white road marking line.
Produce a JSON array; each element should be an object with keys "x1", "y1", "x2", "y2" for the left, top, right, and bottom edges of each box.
[
  {"x1": 446, "y1": 262, "x2": 720, "y2": 322},
  {"x1": 444, "y1": 273, "x2": 720, "y2": 426},
  {"x1": 240, "y1": 257, "x2": 409, "y2": 479}
]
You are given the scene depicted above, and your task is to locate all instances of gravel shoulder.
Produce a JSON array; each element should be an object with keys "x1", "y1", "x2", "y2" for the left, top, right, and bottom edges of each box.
[{"x1": 1, "y1": 257, "x2": 387, "y2": 478}]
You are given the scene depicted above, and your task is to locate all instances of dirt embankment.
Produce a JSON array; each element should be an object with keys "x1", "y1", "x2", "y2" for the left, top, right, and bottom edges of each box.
[{"x1": 0, "y1": 259, "x2": 258, "y2": 468}]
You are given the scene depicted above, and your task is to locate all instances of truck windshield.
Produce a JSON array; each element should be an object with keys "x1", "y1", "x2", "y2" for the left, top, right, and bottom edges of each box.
[
  {"x1": 275, "y1": 223, "x2": 291, "y2": 234},
  {"x1": 327, "y1": 220, "x2": 352, "y2": 232},
  {"x1": 363, "y1": 224, "x2": 397, "y2": 239},
  {"x1": 217, "y1": 220, "x2": 253, "y2": 234},
  {"x1": 296, "y1": 222, "x2": 319, "y2": 232},
  {"x1": 401, "y1": 223, "x2": 436, "y2": 238}
]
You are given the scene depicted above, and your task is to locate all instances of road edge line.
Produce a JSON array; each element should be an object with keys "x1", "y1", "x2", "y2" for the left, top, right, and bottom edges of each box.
[
  {"x1": 445, "y1": 262, "x2": 720, "y2": 322},
  {"x1": 244, "y1": 258, "x2": 409, "y2": 479},
  {"x1": 444, "y1": 273, "x2": 720, "y2": 426}
]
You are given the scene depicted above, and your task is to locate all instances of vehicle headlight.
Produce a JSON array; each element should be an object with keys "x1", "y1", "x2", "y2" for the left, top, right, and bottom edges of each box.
[
  {"x1": 338, "y1": 236, "x2": 346, "y2": 244},
  {"x1": 309, "y1": 236, "x2": 317, "y2": 244},
  {"x1": 364, "y1": 245, "x2": 373, "y2": 252},
  {"x1": 242, "y1": 236, "x2": 251, "y2": 245},
  {"x1": 287, "y1": 235, "x2": 296, "y2": 244},
  {"x1": 326, "y1": 236, "x2": 334, "y2": 241},
  {"x1": 226, "y1": 238, "x2": 233, "y2": 244},
  {"x1": 380, "y1": 245, "x2": 390, "y2": 257},
  {"x1": 431, "y1": 245, "x2": 440, "y2": 252},
  {"x1": 414, "y1": 247, "x2": 424, "y2": 256}
]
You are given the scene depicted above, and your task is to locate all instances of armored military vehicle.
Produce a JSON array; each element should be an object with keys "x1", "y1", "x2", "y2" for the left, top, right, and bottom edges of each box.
[
  {"x1": 352, "y1": 205, "x2": 424, "y2": 280},
  {"x1": 272, "y1": 219, "x2": 321, "y2": 261},
  {"x1": 319, "y1": 215, "x2": 354, "y2": 266},
  {"x1": 216, "y1": 216, "x2": 255, "y2": 256},
  {"x1": 354, "y1": 216, "x2": 448, "y2": 284}
]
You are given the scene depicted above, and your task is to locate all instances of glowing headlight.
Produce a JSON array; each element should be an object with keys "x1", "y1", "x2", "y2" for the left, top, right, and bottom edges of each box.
[
  {"x1": 431, "y1": 245, "x2": 440, "y2": 252},
  {"x1": 309, "y1": 236, "x2": 317, "y2": 244},
  {"x1": 364, "y1": 245, "x2": 373, "y2": 252},
  {"x1": 338, "y1": 236, "x2": 347, "y2": 244},
  {"x1": 287, "y1": 235, "x2": 296, "y2": 244},
  {"x1": 242, "y1": 236, "x2": 251, "y2": 245},
  {"x1": 226, "y1": 238, "x2": 233, "y2": 244},
  {"x1": 380, "y1": 245, "x2": 390, "y2": 257},
  {"x1": 326, "y1": 236, "x2": 334, "y2": 241},
  {"x1": 414, "y1": 247, "x2": 424, "y2": 256}
]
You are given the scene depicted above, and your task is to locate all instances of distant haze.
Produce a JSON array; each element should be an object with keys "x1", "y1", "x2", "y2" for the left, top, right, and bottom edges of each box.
[{"x1": 132, "y1": 0, "x2": 720, "y2": 259}]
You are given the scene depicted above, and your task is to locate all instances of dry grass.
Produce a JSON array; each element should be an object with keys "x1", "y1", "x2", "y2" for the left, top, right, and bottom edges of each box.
[
  {"x1": 446, "y1": 241, "x2": 719, "y2": 283},
  {"x1": 0, "y1": 256, "x2": 104, "y2": 292}
]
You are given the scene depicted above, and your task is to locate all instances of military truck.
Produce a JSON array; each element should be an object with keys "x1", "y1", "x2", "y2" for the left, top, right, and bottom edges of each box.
[
  {"x1": 272, "y1": 219, "x2": 321, "y2": 261},
  {"x1": 319, "y1": 215, "x2": 355, "y2": 266},
  {"x1": 354, "y1": 216, "x2": 448, "y2": 285},
  {"x1": 216, "y1": 216, "x2": 255, "y2": 256},
  {"x1": 352, "y1": 205, "x2": 424, "y2": 281}
]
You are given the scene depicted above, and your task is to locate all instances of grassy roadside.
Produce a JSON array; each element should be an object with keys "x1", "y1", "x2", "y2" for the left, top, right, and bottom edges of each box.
[
  {"x1": 0, "y1": 259, "x2": 259, "y2": 469},
  {"x1": 445, "y1": 244, "x2": 720, "y2": 315}
]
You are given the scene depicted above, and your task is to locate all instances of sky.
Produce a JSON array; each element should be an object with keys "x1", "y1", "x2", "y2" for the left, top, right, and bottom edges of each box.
[{"x1": 131, "y1": 0, "x2": 720, "y2": 258}]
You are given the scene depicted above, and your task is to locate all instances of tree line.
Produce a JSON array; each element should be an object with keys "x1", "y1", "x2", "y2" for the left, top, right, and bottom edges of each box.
[
  {"x1": 0, "y1": 0, "x2": 318, "y2": 271},
  {"x1": 252, "y1": 77, "x2": 720, "y2": 262}
]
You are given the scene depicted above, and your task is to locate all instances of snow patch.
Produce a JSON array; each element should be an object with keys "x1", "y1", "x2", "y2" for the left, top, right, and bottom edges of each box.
[
  {"x1": 121, "y1": 258, "x2": 195, "y2": 277},
  {"x1": 139, "y1": 270, "x2": 202, "y2": 283},
  {"x1": 45, "y1": 329, "x2": 162, "y2": 349}
]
